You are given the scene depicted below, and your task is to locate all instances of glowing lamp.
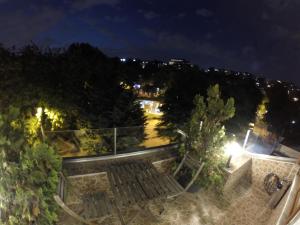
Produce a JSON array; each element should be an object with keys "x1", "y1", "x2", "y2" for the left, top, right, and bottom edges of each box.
[
  {"x1": 224, "y1": 141, "x2": 243, "y2": 168},
  {"x1": 35, "y1": 107, "x2": 43, "y2": 121}
]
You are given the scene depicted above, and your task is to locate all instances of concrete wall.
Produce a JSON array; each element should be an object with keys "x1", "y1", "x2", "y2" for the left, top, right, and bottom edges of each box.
[
  {"x1": 223, "y1": 155, "x2": 252, "y2": 193},
  {"x1": 63, "y1": 144, "x2": 178, "y2": 176},
  {"x1": 277, "y1": 144, "x2": 300, "y2": 159}
]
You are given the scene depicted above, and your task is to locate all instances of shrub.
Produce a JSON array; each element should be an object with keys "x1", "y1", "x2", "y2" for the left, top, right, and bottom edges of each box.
[{"x1": 0, "y1": 107, "x2": 62, "y2": 225}]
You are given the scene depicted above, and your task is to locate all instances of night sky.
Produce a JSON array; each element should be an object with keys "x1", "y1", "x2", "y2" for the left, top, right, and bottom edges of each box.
[{"x1": 1, "y1": 0, "x2": 300, "y2": 85}]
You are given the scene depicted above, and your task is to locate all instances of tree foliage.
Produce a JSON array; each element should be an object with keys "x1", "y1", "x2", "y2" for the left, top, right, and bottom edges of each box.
[
  {"x1": 265, "y1": 83, "x2": 300, "y2": 142},
  {"x1": 183, "y1": 84, "x2": 235, "y2": 191},
  {"x1": 0, "y1": 107, "x2": 62, "y2": 225},
  {"x1": 0, "y1": 43, "x2": 145, "y2": 130},
  {"x1": 160, "y1": 68, "x2": 262, "y2": 135}
]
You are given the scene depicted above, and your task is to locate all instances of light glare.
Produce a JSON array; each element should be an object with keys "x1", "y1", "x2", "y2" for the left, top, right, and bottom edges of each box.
[{"x1": 224, "y1": 141, "x2": 243, "y2": 157}]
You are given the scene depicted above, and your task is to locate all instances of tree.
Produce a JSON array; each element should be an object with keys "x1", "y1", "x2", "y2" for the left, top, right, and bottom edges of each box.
[
  {"x1": 265, "y1": 82, "x2": 300, "y2": 143},
  {"x1": 160, "y1": 69, "x2": 262, "y2": 137},
  {"x1": 219, "y1": 75, "x2": 263, "y2": 134},
  {"x1": 0, "y1": 107, "x2": 62, "y2": 225},
  {"x1": 160, "y1": 67, "x2": 209, "y2": 128},
  {"x1": 0, "y1": 43, "x2": 146, "y2": 130},
  {"x1": 183, "y1": 84, "x2": 235, "y2": 191}
]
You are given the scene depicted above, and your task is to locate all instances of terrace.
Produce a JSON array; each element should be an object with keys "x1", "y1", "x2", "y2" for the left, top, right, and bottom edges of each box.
[{"x1": 57, "y1": 146, "x2": 300, "y2": 225}]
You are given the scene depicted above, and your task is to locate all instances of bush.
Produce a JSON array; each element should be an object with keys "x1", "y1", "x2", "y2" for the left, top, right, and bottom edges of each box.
[{"x1": 0, "y1": 107, "x2": 62, "y2": 225}]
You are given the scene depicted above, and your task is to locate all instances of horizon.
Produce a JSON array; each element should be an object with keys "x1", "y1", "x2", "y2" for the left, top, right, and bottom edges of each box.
[{"x1": 2, "y1": 42, "x2": 298, "y2": 87}]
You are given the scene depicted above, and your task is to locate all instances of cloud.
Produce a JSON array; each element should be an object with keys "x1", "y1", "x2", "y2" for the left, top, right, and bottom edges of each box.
[
  {"x1": 264, "y1": 0, "x2": 296, "y2": 11},
  {"x1": 261, "y1": 12, "x2": 270, "y2": 20},
  {"x1": 104, "y1": 15, "x2": 126, "y2": 22},
  {"x1": 0, "y1": 6, "x2": 64, "y2": 46},
  {"x1": 177, "y1": 12, "x2": 186, "y2": 19},
  {"x1": 196, "y1": 8, "x2": 213, "y2": 17},
  {"x1": 205, "y1": 33, "x2": 213, "y2": 39},
  {"x1": 140, "y1": 28, "x2": 237, "y2": 66},
  {"x1": 70, "y1": 0, "x2": 119, "y2": 10},
  {"x1": 138, "y1": 9, "x2": 159, "y2": 20},
  {"x1": 241, "y1": 46, "x2": 255, "y2": 56}
]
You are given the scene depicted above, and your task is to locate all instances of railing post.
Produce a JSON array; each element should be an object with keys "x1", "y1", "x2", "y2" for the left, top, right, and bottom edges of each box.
[
  {"x1": 243, "y1": 129, "x2": 251, "y2": 150},
  {"x1": 114, "y1": 127, "x2": 117, "y2": 155}
]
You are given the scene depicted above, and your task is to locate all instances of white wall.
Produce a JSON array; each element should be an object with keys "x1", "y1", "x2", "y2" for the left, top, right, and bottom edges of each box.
[{"x1": 278, "y1": 145, "x2": 300, "y2": 159}]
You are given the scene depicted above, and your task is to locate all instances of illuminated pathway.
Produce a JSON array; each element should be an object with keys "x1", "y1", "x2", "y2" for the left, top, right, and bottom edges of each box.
[{"x1": 141, "y1": 113, "x2": 171, "y2": 148}]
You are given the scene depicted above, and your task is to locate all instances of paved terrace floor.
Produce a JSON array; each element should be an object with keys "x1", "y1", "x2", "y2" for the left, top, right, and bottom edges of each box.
[
  {"x1": 58, "y1": 154, "x2": 299, "y2": 225},
  {"x1": 58, "y1": 180, "x2": 272, "y2": 225}
]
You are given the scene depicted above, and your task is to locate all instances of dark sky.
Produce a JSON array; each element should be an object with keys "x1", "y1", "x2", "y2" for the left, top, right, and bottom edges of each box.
[{"x1": 1, "y1": 0, "x2": 300, "y2": 85}]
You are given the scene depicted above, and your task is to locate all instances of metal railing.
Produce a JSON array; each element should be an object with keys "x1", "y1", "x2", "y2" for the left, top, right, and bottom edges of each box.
[
  {"x1": 45, "y1": 126, "x2": 172, "y2": 158},
  {"x1": 243, "y1": 130, "x2": 279, "y2": 155}
]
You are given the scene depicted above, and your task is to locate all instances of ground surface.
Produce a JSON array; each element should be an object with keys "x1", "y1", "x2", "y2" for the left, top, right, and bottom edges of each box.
[
  {"x1": 58, "y1": 181, "x2": 272, "y2": 225},
  {"x1": 141, "y1": 113, "x2": 170, "y2": 148}
]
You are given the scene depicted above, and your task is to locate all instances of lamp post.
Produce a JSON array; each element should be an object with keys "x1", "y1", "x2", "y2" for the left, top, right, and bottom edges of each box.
[
  {"x1": 243, "y1": 129, "x2": 251, "y2": 150},
  {"x1": 226, "y1": 155, "x2": 232, "y2": 168}
]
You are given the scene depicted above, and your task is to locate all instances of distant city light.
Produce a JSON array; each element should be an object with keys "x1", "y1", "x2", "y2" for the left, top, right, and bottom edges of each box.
[
  {"x1": 120, "y1": 58, "x2": 126, "y2": 62},
  {"x1": 133, "y1": 58, "x2": 136, "y2": 62},
  {"x1": 293, "y1": 97, "x2": 299, "y2": 102},
  {"x1": 291, "y1": 120, "x2": 296, "y2": 124},
  {"x1": 267, "y1": 84, "x2": 271, "y2": 88},
  {"x1": 133, "y1": 83, "x2": 141, "y2": 89}
]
